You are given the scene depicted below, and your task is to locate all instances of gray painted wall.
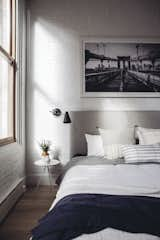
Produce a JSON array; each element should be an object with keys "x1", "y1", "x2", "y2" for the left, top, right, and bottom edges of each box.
[
  {"x1": 26, "y1": 0, "x2": 160, "y2": 184},
  {"x1": 70, "y1": 111, "x2": 160, "y2": 156}
]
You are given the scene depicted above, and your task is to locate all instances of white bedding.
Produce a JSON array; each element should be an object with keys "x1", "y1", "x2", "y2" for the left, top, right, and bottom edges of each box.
[{"x1": 51, "y1": 157, "x2": 160, "y2": 240}]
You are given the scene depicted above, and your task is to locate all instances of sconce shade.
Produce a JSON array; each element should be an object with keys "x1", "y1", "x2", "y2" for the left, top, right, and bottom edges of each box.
[{"x1": 63, "y1": 112, "x2": 71, "y2": 123}]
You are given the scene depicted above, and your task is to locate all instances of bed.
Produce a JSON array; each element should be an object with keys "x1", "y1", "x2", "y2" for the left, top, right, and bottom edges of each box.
[
  {"x1": 31, "y1": 111, "x2": 160, "y2": 240},
  {"x1": 32, "y1": 156, "x2": 160, "y2": 240}
]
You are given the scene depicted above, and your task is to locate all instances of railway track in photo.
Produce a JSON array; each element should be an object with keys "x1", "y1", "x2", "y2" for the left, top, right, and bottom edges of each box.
[{"x1": 85, "y1": 69, "x2": 160, "y2": 92}]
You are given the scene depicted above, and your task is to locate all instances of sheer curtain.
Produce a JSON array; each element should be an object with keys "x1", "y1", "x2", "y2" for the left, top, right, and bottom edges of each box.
[{"x1": 0, "y1": 0, "x2": 12, "y2": 139}]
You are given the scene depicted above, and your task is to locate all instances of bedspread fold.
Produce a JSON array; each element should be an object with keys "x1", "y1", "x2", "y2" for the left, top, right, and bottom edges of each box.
[{"x1": 32, "y1": 194, "x2": 160, "y2": 240}]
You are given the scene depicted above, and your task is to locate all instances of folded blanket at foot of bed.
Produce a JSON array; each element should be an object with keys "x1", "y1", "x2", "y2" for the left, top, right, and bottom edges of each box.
[{"x1": 31, "y1": 194, "x2": 160, "y2": 240}]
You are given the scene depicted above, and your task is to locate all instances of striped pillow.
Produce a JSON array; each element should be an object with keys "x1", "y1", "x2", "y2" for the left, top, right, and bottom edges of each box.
[
  {"x1": 99, "y1": 127, "x2": 135, "y2": 160},
  {"x1": 122, "y1": 145, "x2": 160, "y2": 163},
  {"x1": 104, "y1": 144, "x2": 128, "y2": 160}
]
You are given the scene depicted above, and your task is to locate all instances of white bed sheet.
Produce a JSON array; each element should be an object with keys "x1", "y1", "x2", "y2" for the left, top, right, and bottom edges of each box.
[{"x1": 51, "y1": 157, "x2": 160, "y2": 240}]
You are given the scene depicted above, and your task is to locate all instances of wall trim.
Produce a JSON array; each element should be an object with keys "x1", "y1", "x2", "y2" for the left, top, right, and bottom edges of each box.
[
  {"x1": 0, "y1": 178, "x2": 26, "y2": 224},
  {"x1": 16, "y1": 0, "x2": 26, "y2": 145}
]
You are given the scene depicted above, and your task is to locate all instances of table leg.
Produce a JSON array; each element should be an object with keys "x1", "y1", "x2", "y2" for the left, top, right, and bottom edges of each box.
[
  {"x1": 36, "y1": 166, "x2": 46, "y2": 189},
  {"x1": 36, "y1": 176, "x2": 41, "y2": 189},
  {"x1": 47, "y1": 166, "x2": 53, "y2": 190}
]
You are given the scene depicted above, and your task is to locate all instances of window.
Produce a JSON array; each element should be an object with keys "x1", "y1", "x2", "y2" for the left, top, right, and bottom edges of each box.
[{"x1": 0, "y1": 0, "x2": 16, "y2": 145}]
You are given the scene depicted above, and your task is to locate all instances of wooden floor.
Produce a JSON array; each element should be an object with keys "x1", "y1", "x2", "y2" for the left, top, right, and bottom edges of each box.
[{"x1": 0, "y1": 186, "x2": 58, "y2": 240}]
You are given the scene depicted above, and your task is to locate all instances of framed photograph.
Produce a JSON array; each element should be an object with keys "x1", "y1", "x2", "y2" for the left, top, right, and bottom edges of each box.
[{"x1": 82, "y1": 38, "x2": 160, "y2": 97}]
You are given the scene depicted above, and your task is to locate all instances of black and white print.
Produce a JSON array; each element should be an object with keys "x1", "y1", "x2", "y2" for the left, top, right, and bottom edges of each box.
[{"x1": 84, "y1": 42, "x2": 160, "y2": 96}]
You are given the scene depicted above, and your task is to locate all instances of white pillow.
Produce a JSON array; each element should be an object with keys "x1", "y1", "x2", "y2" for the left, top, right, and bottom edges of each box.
[
  {"x1": 99, "y1": 128, "x2": 135, "y2": 159},
  {"x1": 85, "y1": 134, "x2": 104, "y2": 156},
  {"x1": 136, "y1": 127, "x2": 160, "y2": 145},
  {"x1": 122, "y1": 144, "x2": 160, "y2": 163},
  {"x1": 138, "y1": 131, "x2": 160, "y2": 145}
]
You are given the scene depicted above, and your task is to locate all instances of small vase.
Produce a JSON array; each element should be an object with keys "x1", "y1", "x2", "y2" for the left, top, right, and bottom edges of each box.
[
  {"x1": 41, "y1": 151, "x2": 49, "y2": 157},
  {"x1": 41, "y1": 151, "x2": 50, "y2": 163}
]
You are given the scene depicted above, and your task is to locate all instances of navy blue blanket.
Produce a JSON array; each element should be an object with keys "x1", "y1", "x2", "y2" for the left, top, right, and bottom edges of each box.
[{"x1": 32, "y1": 194, "x2": 160, "y2": 240}]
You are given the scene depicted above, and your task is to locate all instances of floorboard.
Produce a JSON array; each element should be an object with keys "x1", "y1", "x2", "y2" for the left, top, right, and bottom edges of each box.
[{"x1": 0, "y1": 186, "x2": 58, "y2": 240}]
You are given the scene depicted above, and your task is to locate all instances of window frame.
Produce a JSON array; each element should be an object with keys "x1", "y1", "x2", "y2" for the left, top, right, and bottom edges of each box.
[{"x1": 0, "y1": 0, "x2": 16, "y2": 146}]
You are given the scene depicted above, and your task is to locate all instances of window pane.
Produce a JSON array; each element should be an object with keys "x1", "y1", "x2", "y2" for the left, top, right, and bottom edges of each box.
[
  {"x1": 0, "y1": 53, "x2": 14, "y2": 139},
  {"x1": 0, "y1": 0, "x2": 10, "y2": 52}
]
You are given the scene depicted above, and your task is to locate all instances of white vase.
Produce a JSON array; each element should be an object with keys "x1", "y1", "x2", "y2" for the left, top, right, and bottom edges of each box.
[{"x1": 42, "y1": 155, "x2": 50, "y2": 164}]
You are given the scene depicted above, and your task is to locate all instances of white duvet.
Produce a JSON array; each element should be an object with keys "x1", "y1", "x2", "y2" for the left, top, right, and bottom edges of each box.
[{"x1": 51, "y1": 158, "x2": 160, "y2": 240}]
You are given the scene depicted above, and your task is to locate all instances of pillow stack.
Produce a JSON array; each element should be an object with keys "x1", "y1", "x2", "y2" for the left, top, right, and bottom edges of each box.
[
  {"x1": 85, "y1": 126, "x2": 160, "y2": 164},
  {"x1": 85, "y1": 127, "x2": 135, "y2": 160}
]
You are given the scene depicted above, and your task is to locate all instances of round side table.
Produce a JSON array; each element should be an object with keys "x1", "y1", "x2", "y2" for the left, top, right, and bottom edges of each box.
[{"x1": 34, "y1": 159, "x2": 60, "y2": 188}]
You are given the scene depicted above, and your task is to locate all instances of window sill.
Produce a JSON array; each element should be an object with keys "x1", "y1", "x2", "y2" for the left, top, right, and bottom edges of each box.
[{"x1": 0, "y1": 137, "x2": 16, "y2": 147}]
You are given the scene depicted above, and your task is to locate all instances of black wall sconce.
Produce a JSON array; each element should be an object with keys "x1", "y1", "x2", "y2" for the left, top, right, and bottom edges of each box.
[
  {"x1": 63, "y1": 111, "x2": 71, "y2": 123},
  {"x1": 50, "y1": 108, "x2": 71, "y2": 124}
]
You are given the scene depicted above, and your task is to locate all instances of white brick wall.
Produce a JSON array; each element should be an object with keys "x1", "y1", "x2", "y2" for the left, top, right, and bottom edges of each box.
[{"x1": 0, "y1": 143, "x2": 25, "y2": 204}]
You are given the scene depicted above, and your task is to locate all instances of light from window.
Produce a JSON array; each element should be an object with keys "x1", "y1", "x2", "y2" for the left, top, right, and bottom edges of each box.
[{"x1": 0, "y1": 0, "x2": 16, "y2": 145}]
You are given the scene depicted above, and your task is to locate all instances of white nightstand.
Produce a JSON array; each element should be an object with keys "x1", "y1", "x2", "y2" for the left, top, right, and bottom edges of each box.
[{"x1": 34, "y1": 159, "x2": 60, "y2": 188}]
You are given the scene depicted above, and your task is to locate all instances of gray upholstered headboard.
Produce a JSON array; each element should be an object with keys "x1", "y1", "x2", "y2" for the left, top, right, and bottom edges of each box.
[{"x1": 70, "y1": 111, "x2": 160, "y2": 157}]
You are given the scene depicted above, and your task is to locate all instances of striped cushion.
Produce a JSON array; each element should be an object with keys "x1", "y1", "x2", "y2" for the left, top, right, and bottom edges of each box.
[
  {"x1": 122, "y1": 145, "x2": 160, "y2": 163},
  {"x1": 104, "y1": 144, "x2": 123, "y2": 159},
  {"x1": 99, "y1": 127, "x2": 135, "y2": 160},
  {"x1": 104, "y1": 144, "x2": 129, "y2": 160}
]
